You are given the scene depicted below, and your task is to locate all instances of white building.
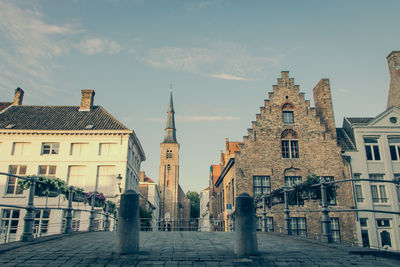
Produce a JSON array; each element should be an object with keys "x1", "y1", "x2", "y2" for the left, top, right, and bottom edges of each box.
[
  {"x1": 0, "y1": 88, "x2": 145, "y2": 243},
  {"x1": 338, "y1": 51, "x2": 400, "y2": 251},
  {"x1": 199, "y1": 187, "x2": 210, "y2": 231}
]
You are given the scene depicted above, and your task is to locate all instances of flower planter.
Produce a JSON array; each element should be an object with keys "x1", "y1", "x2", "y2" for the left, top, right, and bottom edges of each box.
[
  {"x1": 71, "y1": 192, "x2": 87, "y2": 202},
  {"x1": 88, "y1": 198, "x2": 105, "y2": 207},
  {"x1": 35, "y1": 185, "x2": 59, "y2": 197}
]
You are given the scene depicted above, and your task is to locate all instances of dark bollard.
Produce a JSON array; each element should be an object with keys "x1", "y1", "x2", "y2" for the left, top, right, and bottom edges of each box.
[
  {"x1": 116, "y1": 190, "x2": 139, "y2": 254},
  {"x1": 234, "y1": 193, "x2": 258, "y2": 257}
]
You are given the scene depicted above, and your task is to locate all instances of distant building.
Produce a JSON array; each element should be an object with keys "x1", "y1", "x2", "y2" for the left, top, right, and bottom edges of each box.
[
  {"x1": 234, "y1": 71, "x2": 356, "y2": 242},
  {"x1": 199, "y1": 187, "x2": 210, "y2": 231},
  {"x1": 139, "y1": 171, "x2": 160, "y2": 231},
  {"x1": 0, "y1": 88, "x2": 145, "y2": 243},
  {"x1": 338, "y1": 51, "x2": 400, "y2": 250},
  {"x1": 213, "y1": 138, "x2": 242, "y2": 231},
  {"x1": 158, "y1": 92, "x2": 190, "y2": 231},
  {"x1": 208, "y1": 164, "x2": 221, "y2": 230}
]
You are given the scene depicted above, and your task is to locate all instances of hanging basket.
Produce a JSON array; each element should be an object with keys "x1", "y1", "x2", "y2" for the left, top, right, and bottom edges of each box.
[
  {"x1": 35, "y1": 185, "x2": 59, "y2": 197},
  {"x1": 70, "y1": 191, "x2": 87, "y2": 202}
]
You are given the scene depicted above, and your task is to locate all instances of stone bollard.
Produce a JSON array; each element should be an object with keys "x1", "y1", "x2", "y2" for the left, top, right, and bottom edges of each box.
[
  {"x1": 234, "y1": 193, "x2": 258, "y2": 257},
  {"x1": 116, "y1": 190, "x2": 139, "y2": 254}
]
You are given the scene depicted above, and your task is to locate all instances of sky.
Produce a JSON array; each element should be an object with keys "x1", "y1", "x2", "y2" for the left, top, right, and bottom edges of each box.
[{"x1": 1, "y1": 0, "x2": 400, "y2": 193}]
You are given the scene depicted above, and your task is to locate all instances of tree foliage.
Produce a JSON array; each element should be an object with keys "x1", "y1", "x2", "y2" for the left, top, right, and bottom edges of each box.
[{"x1": 186, "y1": 191, "x2": 200, "y2": 218}]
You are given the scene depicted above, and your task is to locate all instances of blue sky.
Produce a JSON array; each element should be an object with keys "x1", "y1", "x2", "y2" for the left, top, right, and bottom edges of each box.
[{"x1": 1, "y1": 0, "x2": 399, "y2": 192}]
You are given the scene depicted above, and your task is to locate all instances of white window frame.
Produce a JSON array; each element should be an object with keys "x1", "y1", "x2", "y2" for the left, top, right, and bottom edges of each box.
[
  {"x1": 282, "y1": 111, "x2": 294, "y2": 124},
  {"x1": 6, "y1": 165, "x2": 26, "y2": 195},
  {"x1": 41, "y1": 142, "x2": 59, "y2": 155},
  {"x1": 70, "y1": 143, "x2": 88, "y2": 156},
  {"x1": 33, "y1": 209, "x2": 51, "y2": 238},
  {"x1": 364, "y1": 138, "x2": 381, "y2": 161},
  {"x1": 253, "y1": 176, "x2": 271, "y2": 195},
  {"x1": 0, "y1": 209, "x2": 20, "y2": 243},
  {"x1": 281, "y1": 140, "x2": 299, "y2": 158},
  {"x1": 370, "y1": 175, "x2": 388, "y2": 204},
  {"x1": 355, "y1": 184, "x2": 364, "y2": 203},
  {"x1": 285, "y1": 176, "x2": 302, "y2": 187},
  {"x1": 38, "y1": 165, "x2": 56, "y2": 177},
  {"x1": 11, "y1": 142, "x2": 30, "y2": 156}
]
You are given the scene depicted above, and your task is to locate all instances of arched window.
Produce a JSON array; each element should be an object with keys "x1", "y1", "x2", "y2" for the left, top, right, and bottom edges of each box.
[
  {"x1": 282, "y1": 102, "x2": 294, "y2": 124},
  {"x1": 281, "y1": 129, "x2": 299, "y2": 158},
  {"x1": 166, "y1": 149, "x2": 173, "y2": 159},
  {"x1": 380, "y1": 231, "x2": 392, "y2": 248}
]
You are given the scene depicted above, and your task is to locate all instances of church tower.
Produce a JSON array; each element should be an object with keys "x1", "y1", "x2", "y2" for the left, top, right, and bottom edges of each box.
[{"x1": 159, "y1": 92, "x2": 180, "y2": 230}]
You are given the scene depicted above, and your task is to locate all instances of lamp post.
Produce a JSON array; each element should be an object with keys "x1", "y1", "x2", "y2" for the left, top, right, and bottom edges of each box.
[{"x1": 115, "y1": 174, "x2": 123, "y2": 231}]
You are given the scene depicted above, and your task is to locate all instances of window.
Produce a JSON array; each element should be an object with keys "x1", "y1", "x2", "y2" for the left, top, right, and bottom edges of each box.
[
  {"x1": 6, "y1": 165, "x2": 26, "y2": 195},
  {"x1": 253, "y1": 176, "x2": 271, "y2": 195},
  {"x1": 41, "y1": 142, "x2": 59, "y2": 155},
  {"x1": 371, "y1": 185, "x2": 388, "y2": 203},
  {"x1": 12, "y1": 142, "x2": 29, "y2": 156},
  {"x1": 97, "y1": 166, "x2": 116, "y2": 196},
  {"x1": 166, "y1": 149, "x2": 173, "y2": 159},
  {"x1": 285, "y1": 176, "x2": 302, "y2": 187},
  {"x1": 369, "y1": 173, "x2": 384, "y2": 181},
  {"x1": 361, "y1": 230, "x2": 370, "y2": 248},
  {"x1": 62, "y1": 211, "x2": 80, "y2": 232},
  {"x1": 67, "y1": 166, "x2": 93, "y2": 191},
  {"x1": 355, "y1": 185, "x2": 364, "y2": 203},
  {"x1": 331, "y1": 218, "x2": 340, "y2": 243},
  {"x1": 0, "y1": 209, "x2": 20, "y2": 243},
  {"x1": 380, "y1": 231, "x2": 392, "y2": 248},
  {"x1": 266, "y1": 217, "x2": 274, "y2": 232},
  {"x1": 256, "y1": 217, "x2": 263, "y2": 232},
  {"x1": 389, "y1": 138, "x2": 400, "y2": 160},
  {"x1": 395, "y1": 174, "x2": 400, "y2": 203},
  {"x1": 322, "y1": 176, "x2": 336, "y2": 205},
  {"x1": 281, "y1": 140, "x2": 299, "y2": 158},
  {"x1": 282, "y1": 111, "x2": 294, "y2": 124},
  {"x1": 99, "y1": 143, "x2": 116, "y2": 156},
  {"x1": 364, "y1": 138, "x2": 380, "y2": 161},
  {"x1": 360, "y1": 218, "x2": 368, "y2": 227},
  {"x1": 291, "y1": 217, "x2": 306, "y2": 236},
  {"x1": 232, "y1": 179, "x2": 235, "y2": 205},
  {"x1": 33, "y1": 209, "x2": 50, "y2": 237},
  {"x1": 38, "y1": 165, "x2": 56, "y2": 177},
  {"x1": 377, "y1": 219, "x2": 390, "y2": 227},
  {"x1": 71, "y1": 143, "x2": 88, "y2": 156}
]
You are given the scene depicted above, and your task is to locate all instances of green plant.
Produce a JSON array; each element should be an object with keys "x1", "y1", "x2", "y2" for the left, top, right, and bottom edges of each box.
[
  {"x1": 18, "y1": 175, "x2": 69, "y2": 197},
  {"x1": 104, "y1": 200, "x2": 117, "y2": 214}
]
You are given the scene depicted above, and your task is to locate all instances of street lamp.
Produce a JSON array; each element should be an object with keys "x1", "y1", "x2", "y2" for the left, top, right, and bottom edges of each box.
[{"x1": 116, "y1": 174, "x2": 123, "y2": 193}]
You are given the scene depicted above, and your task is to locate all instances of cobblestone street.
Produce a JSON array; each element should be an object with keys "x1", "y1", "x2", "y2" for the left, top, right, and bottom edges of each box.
[{"x1": 0, "y1": 232, "x2": 399, "y2": 266}]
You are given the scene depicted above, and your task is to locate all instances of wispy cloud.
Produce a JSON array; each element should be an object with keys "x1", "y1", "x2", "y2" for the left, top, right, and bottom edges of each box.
[
  {"x1": 211, "y1": 73, "x2": 249, "y2": 81},
  {"x1": 0, "y1": 1, "x2": 79, "y2": 99},
  {"x1": 75, "y1": 38, "x2": 122, "y2": 55},
  {"x1": 145, "y1": 41, "x2": 283, "y2": 81}
]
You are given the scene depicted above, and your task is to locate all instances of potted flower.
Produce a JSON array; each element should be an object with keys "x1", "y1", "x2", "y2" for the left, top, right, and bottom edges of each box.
[
  {"x1": 66, "y1": 187, "x2": 87, "y2": 202},
  {"x1": 18, "y1": 175, "x2": 68, "y2": 198},
  {"x1": 87, "y1": 192, "x2": 106, "y2": 207},
  {"x1": 103, "y1": 200, "x2": 117, "y2": 214}
]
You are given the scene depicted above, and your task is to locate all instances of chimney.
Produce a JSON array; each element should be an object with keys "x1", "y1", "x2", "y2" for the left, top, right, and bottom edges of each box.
[
  {"x1": 139, "y1": 171, "x2": 145, "y2": 182},
  {"x1": 387, "y1": 51, "x2": 400, "y2": 109},
  {"x1": 79, "y1": 89, "x2": 95, "y2": 111},
  {"x1": 313, "y1": 79, "x2": 337, "y2": 139},
  {"x1": 13, "y1": 87, "x2": 24, "y2": 106}
]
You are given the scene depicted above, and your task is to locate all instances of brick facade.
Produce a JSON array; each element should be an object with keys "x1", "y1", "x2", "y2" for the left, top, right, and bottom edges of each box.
[{"x1": 234, "y1": 71, "x2": 356, "y2": 242}]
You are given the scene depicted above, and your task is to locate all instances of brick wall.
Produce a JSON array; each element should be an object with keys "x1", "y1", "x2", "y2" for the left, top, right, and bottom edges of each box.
[{"x1": 234, "y1": 71, "x2": 356, "y2": 242}]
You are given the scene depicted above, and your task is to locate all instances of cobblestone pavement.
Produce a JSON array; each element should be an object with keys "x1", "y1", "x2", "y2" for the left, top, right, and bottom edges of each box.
[{"x1": 0, "y1": 232, "x2": 399, "y2": 266}]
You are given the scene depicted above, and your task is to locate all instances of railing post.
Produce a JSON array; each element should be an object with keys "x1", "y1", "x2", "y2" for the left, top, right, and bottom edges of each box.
[
  {"x1": 234, "y1": 193, "x2": 258, "y2": 257},
  {"x1": 320, "y1": 177, "x2": 332, "y2": 243},
  {"x1": 64, "y1": 187, "x2": 73, "y2": 234},
  {"x1": 116, "y1": 190, "x2": 139, "y2": 254},
  {"x1": 88, "y1": 192, "x2": 95, "y2": 232},
  {"x1": 284, "y1": 189, "x2": 291, "y2": 235},
  {"x1": 262, "y1": 195, "x2": 267, "y2": 232},
  {"x1": 21, "y1": 179, "x2": 36, "y2": 242},
  {"x1": 105, "y1": 203, "x2": 110, "y2": 232}
]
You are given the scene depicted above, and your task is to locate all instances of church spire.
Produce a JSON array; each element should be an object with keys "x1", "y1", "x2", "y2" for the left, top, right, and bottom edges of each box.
[{"x1": 163, "y1": 91, "x2": 177, "y2": 143}]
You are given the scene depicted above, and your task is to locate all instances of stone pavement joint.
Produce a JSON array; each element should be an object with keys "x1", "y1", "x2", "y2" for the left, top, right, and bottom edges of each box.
[{"x1": 0, "y1": 232, "x2": 399, "y2": 266}]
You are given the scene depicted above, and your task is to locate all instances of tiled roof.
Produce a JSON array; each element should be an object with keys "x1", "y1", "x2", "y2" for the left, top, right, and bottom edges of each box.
[
  {"x1": 346, "y1": 117, "x2": 374, "y2": 124},
  {"x1": 336, "y1": 128, "x2": 356, "y2": 151},
  {"x1": 228, "y1": 141, "x2": 242, "y2": 153},
  {"x1": 0, "y1": 105, "x2": 129, "y2": 130},
  {"x1": 0, "y1": 102, "x2": 12, "y2": 112}
]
